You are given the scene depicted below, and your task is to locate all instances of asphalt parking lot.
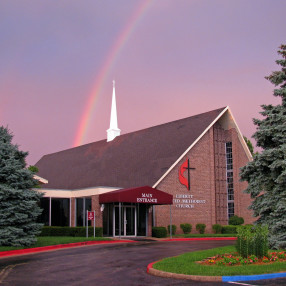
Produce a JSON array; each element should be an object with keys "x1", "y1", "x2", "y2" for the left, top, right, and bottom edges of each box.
[{"x1": 0, "y1": 240, "x2": 285, "y2": 286}]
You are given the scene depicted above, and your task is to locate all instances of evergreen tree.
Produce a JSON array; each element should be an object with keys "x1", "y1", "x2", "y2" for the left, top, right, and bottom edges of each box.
[
  {"x1": 0, "y1": 127, "x2": 43, "y2": 246},
  {"x1": 240, "y1": 45, "x2": 286, "y2": 249},
  {"x1": 243, "y1": 136, "x2": 254, "y2": 156}
]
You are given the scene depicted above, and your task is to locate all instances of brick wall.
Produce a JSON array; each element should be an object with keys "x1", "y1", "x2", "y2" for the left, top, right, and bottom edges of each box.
[
  {"x1": 92, "y1": 195, "x2": 103, "y2": 228},
  {"x1": 155, "y1": 123, "x2": 254, "y2": 234},
  {"x1": 156, "y1": 129, "x2": 216, "y2": 234}
]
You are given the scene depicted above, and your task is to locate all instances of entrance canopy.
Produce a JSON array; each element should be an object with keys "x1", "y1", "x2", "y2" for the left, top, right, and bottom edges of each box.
[{"x1": 99, "y1": 186, "x2": 173, "y2": 205}]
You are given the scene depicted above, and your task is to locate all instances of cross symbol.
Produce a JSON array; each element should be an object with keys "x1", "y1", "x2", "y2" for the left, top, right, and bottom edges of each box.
[{"x1": 184, "y1": 159, "x2": 195, "y2": 190}]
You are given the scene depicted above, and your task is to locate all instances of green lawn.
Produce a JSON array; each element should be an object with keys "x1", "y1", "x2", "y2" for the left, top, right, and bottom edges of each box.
[
  {"x1": 153, "y1": 246, "x2": 286, "y2": 276},
  {"x1": 0, "y1": 236, "x2": 112, "y2": 252}
]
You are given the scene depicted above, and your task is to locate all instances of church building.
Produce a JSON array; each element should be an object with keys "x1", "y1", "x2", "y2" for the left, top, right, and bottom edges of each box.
[{"x1": 36, "y1": 82, "x2": 254, "y2": 236}]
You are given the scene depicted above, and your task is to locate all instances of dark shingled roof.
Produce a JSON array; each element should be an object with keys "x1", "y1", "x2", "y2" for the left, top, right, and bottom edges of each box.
[{"x1": 36, "y1": 107, "x2": 226, "y2": 190}]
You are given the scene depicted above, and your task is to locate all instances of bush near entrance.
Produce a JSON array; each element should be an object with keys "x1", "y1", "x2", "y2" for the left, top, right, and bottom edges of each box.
[
  {"x1": 180, "y1": 223, "x2": 192, "y2": 234},
  {"x1": 152, "y1": 227, "x2": 167, "y2": 238},
  {"x1": 40, "y1": 226, "x2": 103, "y2": 237},
  {"x1": 196, "y1": 223, "x2": 206, "y2": 234},
  {"x1": 167, "y1": 224, "x2": 176, "y2": 235},
  {"x1": 221, "y1": 225, "x2": 237, "y2": 234},
  {"x1": 229, "y1": 215, "x2": 244, "y2": 225},
  {"x1": 212, "y1": 224, "x2": 222, "y2": 234}
]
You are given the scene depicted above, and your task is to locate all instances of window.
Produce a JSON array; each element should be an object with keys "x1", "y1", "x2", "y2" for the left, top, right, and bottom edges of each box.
[
  {"x1": 228, "y1": 202, "x2": 234, "y2": 218},
  {"x1": 226, "y1": 142, "x2": 233, "y2": 170},
  {"x1": 38, "y1": 198, "x2": 50, "y2": 226},
  {"x1": 51, "y1": 198, "x2": 70, "y2": 226},
  {"x1": 226, "y1": 142, "x2": 234, "y2": 219},
  {"x1": 76, "y1": 197, "x2": 92, "y2": 226}
]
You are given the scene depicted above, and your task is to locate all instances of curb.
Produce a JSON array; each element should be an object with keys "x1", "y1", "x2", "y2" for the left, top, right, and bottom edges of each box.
[
  {"x1": 147, "y1": 264, "x2": 222, "y2": 282},
  {"x1": 161, "y1": 237, "x2": 237, "y2": 241},
  {"x1": 0, "y1": 240, "x2": 134, "y2": 258},
  {"x1": 147, "y1": 260, "x2": 286, "y2": 282}
]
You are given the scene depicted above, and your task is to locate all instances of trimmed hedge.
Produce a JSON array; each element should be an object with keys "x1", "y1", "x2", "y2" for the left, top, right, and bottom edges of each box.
[
  {"x1": 167, "y1": 224, "x2": 176, "y2": 235},
  {"x1": 221, "y1": 225, "x2": 238, "y2": 234},
  {"x1": 229, "y1": 215, "x2": 244, "y2": 225},
  {"x1": 212, "y1": 224, "x2": 222, "y2": 234},
  {"x1": 180, "y1": 223, "x2": 192, "y2": 234},
  {"x1": 40, "y1": 226, "x2": 103, "y2": 237},
  {"x1": 196, "y1": 223, "x2": 206, "y2": 234},
  {"x1": 152, "y1": 227, "x2": 167, "y2": 238}
]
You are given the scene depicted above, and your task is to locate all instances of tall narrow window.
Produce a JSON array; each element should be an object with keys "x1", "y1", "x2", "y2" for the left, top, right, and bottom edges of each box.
[
  {"x1": 76, "y1": 197, "x2": 92, "y2": 226},
  {"x1": 226, "y1": 142, "x2": 234, "y2": 219}
]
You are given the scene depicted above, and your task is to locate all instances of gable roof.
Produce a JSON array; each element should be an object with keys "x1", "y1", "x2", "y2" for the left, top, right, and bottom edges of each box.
[{"x1": 36, "y1": 107, "x2": 230, "y2": 190}]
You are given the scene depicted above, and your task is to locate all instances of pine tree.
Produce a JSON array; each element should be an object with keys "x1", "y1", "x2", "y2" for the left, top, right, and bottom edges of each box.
[
  {"x1": 240, "y1": 45, "x2": 286, "y2": 249},
  {"x1": 0, "y1": 127, "x2": 43, "y2": 246}
]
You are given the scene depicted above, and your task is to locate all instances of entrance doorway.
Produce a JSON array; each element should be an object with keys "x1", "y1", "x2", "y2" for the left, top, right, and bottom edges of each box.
[
  {"x1": 102, "y1": 203, "x2": 149, "y2": 237},
  {"x1": 114, "y1": 205, "x2": 136, "y2": 236}
]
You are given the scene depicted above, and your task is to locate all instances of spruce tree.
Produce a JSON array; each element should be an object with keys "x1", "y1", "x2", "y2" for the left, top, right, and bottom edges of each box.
[
  {"x1": 0, "y1": 127, "x2": 43, "y2": 246},
  {"x1": 240, "y1": 45, "x2": 286, "y2": 249}
]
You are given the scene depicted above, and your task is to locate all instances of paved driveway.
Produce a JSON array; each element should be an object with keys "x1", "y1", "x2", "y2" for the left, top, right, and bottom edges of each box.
[{"x1": 0, "y1": 240, "x2": 285, "y2": 286}]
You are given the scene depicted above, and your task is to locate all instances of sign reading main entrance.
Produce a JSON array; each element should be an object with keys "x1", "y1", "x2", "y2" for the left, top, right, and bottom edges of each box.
[
  {"x1": 137, "y1": 193, "x2": 158, "y2": 203},
  {"x1": 179, "y1": 159, "x2": 195, "y2": 190}
]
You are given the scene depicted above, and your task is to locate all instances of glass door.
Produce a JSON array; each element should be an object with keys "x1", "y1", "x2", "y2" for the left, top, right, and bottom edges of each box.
[
  {"x1": 114, "y1": 205, "x2": 136, "y2": 236},
  {"x1": 114, "y1": 205, "x2": 124, "y2": 236},
  {"x1": 125, "y1": 207, "x2": 135, "y2": 236}
]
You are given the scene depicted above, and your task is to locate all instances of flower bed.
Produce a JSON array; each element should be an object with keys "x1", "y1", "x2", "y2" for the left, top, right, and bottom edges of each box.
[{"x1": 200, "y1": 251, "x2": 286, "y2": 266}]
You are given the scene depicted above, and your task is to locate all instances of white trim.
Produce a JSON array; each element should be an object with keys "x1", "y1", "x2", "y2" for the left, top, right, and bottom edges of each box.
[
  {"x1": 33, "y1": 175, "x2": 48, "y2": 184},
  {"x1": 37, "y1": 186, "x2": 120, "y2": 198},
  {"x1": 152, "y1": 106, "x2": 252, "y2": 188},
  {"x1": 227, "y1": 108, "x2": 253, "y2": 161},
  {"x1": 153, "y1": 107, "x2": 229, "y2": 188}
]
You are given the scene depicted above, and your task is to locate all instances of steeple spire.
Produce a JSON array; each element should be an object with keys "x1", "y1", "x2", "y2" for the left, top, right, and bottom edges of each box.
[{"x1": 107, "y1": 80, "x2": 121, "y2": 142}]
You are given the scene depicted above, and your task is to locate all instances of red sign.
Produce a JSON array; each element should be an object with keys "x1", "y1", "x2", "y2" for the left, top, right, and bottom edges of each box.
[
  {"x1": 179, "y1": 159, "x2": 195, "y2": 191},
  {"x1": 87, "y1": 211, "x2": 94, "y2": 220},
  {"x1": 179, "y1": 159, "x2": 189, "y2": 190}
]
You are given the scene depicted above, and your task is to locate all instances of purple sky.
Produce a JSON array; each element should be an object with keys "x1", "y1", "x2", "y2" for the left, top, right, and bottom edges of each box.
[{"x1": 1, "y1": 0, "x2": 285, "y2": 165}]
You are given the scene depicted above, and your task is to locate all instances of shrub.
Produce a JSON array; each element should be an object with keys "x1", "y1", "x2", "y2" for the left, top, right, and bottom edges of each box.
[
  {"x1": 152, "y1": 227, "x2": 167, "y2": 238},
  {"x1": 180, "y1": 223, "x2": 192, "y2": 234},
  {"x1": 40, "y1": 226, "x2": 103, "y2": 237},
  {"x1": 196, "y1": 223, "x2": 206, "y2": 234},
  {"x1": 212, "y1": 224, "x2": 222, "y2": 234},
  {"x1": 229, "y1": 215, "x2": 244, "y2": 225},
  {"x1": 167, "y1": 224, "x2": 176, "y2": 235},
  {"x1": 236, "y1": 225, "x2": 269, "y2": 258},
  {"x1": 221, "y1": 225, "x2": 237, "y2": 234}
]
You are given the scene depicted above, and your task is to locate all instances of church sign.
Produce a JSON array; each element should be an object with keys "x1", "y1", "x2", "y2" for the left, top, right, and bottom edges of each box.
[{"x1": 173, "y1": 194, "x2": 206, "y2": 208}]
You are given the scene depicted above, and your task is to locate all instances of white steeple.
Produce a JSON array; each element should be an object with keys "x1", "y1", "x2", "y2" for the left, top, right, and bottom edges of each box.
[{"x1": 107, "y1": 80, "x2": 121, "y2": 142}]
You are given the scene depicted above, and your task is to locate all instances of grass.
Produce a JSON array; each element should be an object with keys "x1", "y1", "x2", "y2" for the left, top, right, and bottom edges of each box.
[
  {"x1": 172, "y1": 233, "x2": 237, "y2": 238},
  {"x1": 0, "y1": 236, "x2": 112, "y2": 252},
  {"x1": 153, "y1": 246, "x2": 286, "y2": 276}
]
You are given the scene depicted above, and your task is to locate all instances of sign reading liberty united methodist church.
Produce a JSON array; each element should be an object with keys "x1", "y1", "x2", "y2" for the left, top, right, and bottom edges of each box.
[{"x1": 179, "y1": 159, "x2": 195, "y2": 190}]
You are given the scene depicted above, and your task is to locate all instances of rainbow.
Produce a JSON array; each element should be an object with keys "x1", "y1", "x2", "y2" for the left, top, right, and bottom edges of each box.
[{"x1": 73, "y1": 0, "x2": 153, "y2": 147}]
